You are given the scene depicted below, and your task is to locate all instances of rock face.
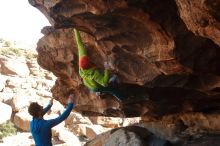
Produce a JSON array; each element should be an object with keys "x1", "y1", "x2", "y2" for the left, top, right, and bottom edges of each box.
[
  {"x1": 176, "y1": 0, "x2": 220, "y2": 46},
  {"x1": 85, "y1": 126, "x2": 172, "y2": 146},
  {"x1": 29, "y1": 0, "x2": 220, "y2": 145},
  {"x1": 14, "y1": 112, "x2": 32, "y2": 132},
  {"x1": 0, "y1": 48, "x2": 142, "y2": 145}
]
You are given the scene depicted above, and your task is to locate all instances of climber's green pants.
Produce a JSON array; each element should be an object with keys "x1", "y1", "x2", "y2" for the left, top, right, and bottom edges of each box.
[{"x1": 92, "y1": 85, "x2": 126, "y2": 101}]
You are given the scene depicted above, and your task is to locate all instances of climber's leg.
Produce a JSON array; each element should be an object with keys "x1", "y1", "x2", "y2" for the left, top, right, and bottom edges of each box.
[{"x1": 96, "y1": 85, "x2": 126, "y2": 101}]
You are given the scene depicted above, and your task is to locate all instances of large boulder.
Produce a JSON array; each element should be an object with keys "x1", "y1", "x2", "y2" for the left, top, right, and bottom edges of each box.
[
  {"x1": 0, "y1": 92, "x2": 14, "y2": 103},
  {"x1": 89, "y1": 116, "x2": 123, "y2": 128},
  {"x1": 86, "y1": 125, "x2": 111, "y2": 140},
  {"x1": 5, "y1": 77, "x2": 23, "y2": 88},
  {"x1": 0, "y1": 75, "x2": 6, "y2": 92},
  {"x1": 0, "y1": 102, "x2": 12, "y2": 124},
  {"x1": 122, "y1": 117, "x2": 141, "y2": 127},
  {"x1": 0, "y1": 55, "x2": 30, "y2": 77},
  {"x1": 104, "y1": 128, "x2": 146, "y2": 146},
  {"x1": 2, "y1": 132, "x2": 35, "y2": 146},
  {"x1": 67, "y1": 123, "x2": 111, "y2": 140},
  {"x1": 86, "y1": 126, "x2": 171, "y2": 146},
  {"x1": 53, "y1": 128, "x2": 81, "y2": 146},
  {"x1": 8, "y1": 91, "x2": 31, "y2": 112},
  {"x1": 14, "y1": 111, "x2": 32, "y2": 132},
  {"x1": 65, "y1": 112, "x2": 92, "y2": 125}
]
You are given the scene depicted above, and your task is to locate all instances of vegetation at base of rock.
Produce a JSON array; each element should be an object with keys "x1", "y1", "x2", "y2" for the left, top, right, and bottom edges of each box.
[
  {"x1": 25, "y1": 50, "x2": 37, "y2": 59},
  {"x1": 78, "y1": 135, "x2": 89, "y2": 142},
  {"x1": 0, "y1": 47, "x2": 23, "y2": 56},
  {"x1": 0, "y1": 47, "x2": 37, "y2": 59},
  {"x1": 0, "y1": 121, "x2": 18, "y2": 140},
  {"x1": 0, "y1": 39, "x2": 37, "y2": 59}
]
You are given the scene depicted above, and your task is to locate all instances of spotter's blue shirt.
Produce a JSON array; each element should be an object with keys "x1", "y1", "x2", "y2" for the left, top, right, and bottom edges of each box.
[{"x1": 30, "y1": 103, "x2": 74, "y2": 146}]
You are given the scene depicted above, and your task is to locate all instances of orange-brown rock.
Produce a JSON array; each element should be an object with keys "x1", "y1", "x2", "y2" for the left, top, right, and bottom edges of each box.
[
  {"x1": 31, "y1": 0, "x2": 220, "y2": 116},
  {"x1": 29, "y1": 0, "x2": 220, "y2": 145},
  {"x1": 176, "y1": 0, "x2": 220, "y2": 47}
]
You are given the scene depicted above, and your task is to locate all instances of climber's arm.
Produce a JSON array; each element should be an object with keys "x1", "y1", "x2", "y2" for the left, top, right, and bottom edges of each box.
[
  {"x1": 73, "y1": 29, "x2": 87, "y2": 57},
  {"x1": 43, "y1": 98, "x2": 53, "y2": 115},
  {"x1": 43, "y1": 103, "x2": 52, "y2": 115},
  {"x1": 102, "y1": 69, "x2": 110, "y2": 86},
  {"x1": 46, "y1": 103, "x2": 74, "y2": 128}
]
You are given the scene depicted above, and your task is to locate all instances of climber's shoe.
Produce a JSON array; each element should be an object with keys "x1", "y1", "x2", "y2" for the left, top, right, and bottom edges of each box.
[
  {"x1": 109, "y1": 74, "x2": 120, "y2": 84},
  {"x1": 95, "y1": 92, "x2": 101, "y2": 96}
]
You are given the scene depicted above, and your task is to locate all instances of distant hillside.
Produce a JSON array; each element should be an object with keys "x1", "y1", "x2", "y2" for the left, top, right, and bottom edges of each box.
[{"x1": 0, "y1": 38, "x2": 36, "y2": 50}]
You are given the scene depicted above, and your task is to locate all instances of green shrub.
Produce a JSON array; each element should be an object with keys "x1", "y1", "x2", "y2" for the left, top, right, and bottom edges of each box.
[
  {"x1": 78, "y1": 135, "x2": 88, "y2": 142},
  {"x1": 0, "y1": 121, "x2": 17, "y2": 140},
  {"x1": 0, "y1": 48, "x2": 9, "y2": 56},
  {"x1": 0, "y1": 47, "x2": 37, "y2": 59},
  {"x1": 9, "y1": 48, "x2": 23, "y2": 56},
  {"x1": 3, "y1": 41, "x2": 12, "y2": 47},
  {"x1": 0, "y1": 47, "x2": 23, "y2": 56},
  {"x1": 25, "y1": 50, "x2": 37, "y2": 59}
]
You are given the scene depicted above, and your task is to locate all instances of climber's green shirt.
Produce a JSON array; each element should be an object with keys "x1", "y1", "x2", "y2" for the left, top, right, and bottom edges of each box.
[
  {"x1": 74, "y1": 29, "x2": 110, "y2": 90},
  {"x1": 79, "y1": 68, "x2": 109, "y2": 91}
]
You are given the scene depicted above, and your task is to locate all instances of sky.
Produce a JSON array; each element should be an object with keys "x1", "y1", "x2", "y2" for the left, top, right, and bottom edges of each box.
[{"x1": 0, "y1": 0, "x2": 50, "y2": 49}]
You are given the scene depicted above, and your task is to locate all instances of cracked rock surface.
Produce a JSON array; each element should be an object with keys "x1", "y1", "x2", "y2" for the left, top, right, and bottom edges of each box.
[{"x1": 29, "y1": 0, "x2": 220, "y2": 145}]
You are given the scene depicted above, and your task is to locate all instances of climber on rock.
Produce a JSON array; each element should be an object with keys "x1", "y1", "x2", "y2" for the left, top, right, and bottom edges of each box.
[
  {"x1": 73, "y1": 29, "x2": 126, "y2": 101},
  {"x1": 28, "y1": 94, "x2": 75, "y2": 146}
]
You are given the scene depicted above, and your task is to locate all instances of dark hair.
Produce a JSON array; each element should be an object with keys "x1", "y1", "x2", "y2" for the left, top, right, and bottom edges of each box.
[{"x1": 28, "y1": 102, "x2": 43, "y2": 118}]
